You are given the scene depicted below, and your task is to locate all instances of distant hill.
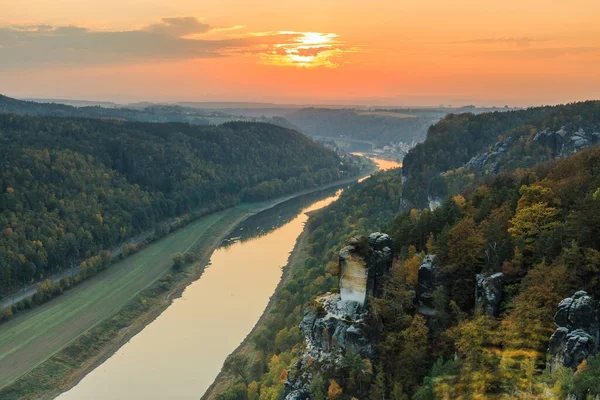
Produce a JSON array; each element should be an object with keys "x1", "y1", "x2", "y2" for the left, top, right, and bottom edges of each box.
[
  {"x1": 0, "y1": 94, "x2": 213, "y2": 124},
  {"x1": 284, "y1": 107, "x2": 447, "y2": 146},
  {"x1": 0, "y1": 95, "x2": 299, "y2": 128}
]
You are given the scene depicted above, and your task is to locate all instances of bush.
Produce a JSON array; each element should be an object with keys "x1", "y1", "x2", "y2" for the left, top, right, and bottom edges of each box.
[
  {"x1": 184, "y1": 252, "x2": 196, "y2": 264},
  {"x1": 171, "y1": 252, "x2": 185, "y2": 271},
  {"x1": 0, "y1": 307, "x2": 13, "y2": 322},
  {"x1": 33, "y1": 279, "x2": 61, "y2": 305}
]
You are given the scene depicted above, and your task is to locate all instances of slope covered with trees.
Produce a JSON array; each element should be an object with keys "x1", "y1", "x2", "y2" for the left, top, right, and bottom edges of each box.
[
  {"x1": 378, "y1": 145, "x2": 600, "y2": 399},
  {"x1": 0, "y1": 114, "x2": 357, "y2": 293},
  {"x1": 402, "y1": 101, "x2": 600, "y2": 207}
]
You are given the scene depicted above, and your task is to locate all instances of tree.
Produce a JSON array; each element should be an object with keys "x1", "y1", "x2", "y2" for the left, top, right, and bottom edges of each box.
[
  {"x1": 327, "y1": 380, "x2": 343, "y2": 400},
  {"x1": 247, "y1": 381, "x2": 259, "y2": 400},
  {"x1": 369, "y1": 365, "x2": 386, "y2": 400},
  {"x1": 572, "y1": 356, "x2": 600, "y2": 398},
  {"x1": 224, "y1": 354, "x2": 248, "y2": 383},
  {"x1": 390, "y1": 382, "x2": 408, "y2": 400},
  {"x1": 171, "y1": 252, "x2": 185, "y2": 271},
  {"x1": 445, "y1": 218, "x2": 485, "y2": 272},
  {"x1": 509, "y1": 185, "x2": 561, "y2": 251},
  {"x1": 309, "y1": 373, "x2": 327, "y2": 400}
]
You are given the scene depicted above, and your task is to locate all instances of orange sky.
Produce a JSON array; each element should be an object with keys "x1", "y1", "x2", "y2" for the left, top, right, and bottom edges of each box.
[{"x1": 1, "y1": 0, "x2": 599, "y2": 106}]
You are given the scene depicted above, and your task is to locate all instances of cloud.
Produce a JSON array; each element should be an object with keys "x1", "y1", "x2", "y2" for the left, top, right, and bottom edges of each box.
[
  {"x1": 0, "y1": 19, "x2": 358, "y2": 69},
  {"x1": 0, "y1": 19, "x2": 308, "y2": 67},
  {"x1": 144, "y1": 17, "x2": 212, "y2": 37},
  {"x1": 453, "y1": 37, "x2": 549, "y2": 48},
  {"x1": 54, "y1": 26, "x2": 89, "y2": 35},
  {"x1": 481, "y1": 46, "x2": 600, "y2": 59},
  {"x1": 296, "y1": 46, "x2": 334, "y2": 57}
]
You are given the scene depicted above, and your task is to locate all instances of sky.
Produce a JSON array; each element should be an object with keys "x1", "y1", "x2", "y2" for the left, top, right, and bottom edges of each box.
[{"x1": 1, "y1": 0, "x2": 599, "y2": 106}]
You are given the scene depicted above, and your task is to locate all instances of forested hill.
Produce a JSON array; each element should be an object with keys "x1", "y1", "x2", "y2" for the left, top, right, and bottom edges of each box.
[
  {"x1": 402, "y1": 101, "x2": 600, "y2": 207},
  {"x1": 0, "y1": 94, "x2": 213, "y2": 124},
  {"x1": 285, "y1": 107, "x2": 445, "y2": 146},
  {"x1": 0, "y1": 114, "x2": 357, "y2": 293}
]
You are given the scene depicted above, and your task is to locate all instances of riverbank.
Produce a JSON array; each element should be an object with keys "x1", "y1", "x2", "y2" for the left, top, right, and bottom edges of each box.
[
  {"x1": 0, "y1": 168, "x2": 374, "y2": 400},
  {"x1": 202, "y1": 209, "x2": 314, "y2": 400}
]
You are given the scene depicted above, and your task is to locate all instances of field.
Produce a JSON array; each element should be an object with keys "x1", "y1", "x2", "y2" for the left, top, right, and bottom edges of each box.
[{"x1": 0, "y1": 208, "x2": 243, "y2": 390}]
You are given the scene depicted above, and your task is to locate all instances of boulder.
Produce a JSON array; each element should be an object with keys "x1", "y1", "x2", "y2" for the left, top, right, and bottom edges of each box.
[
  {"x1": 547, "y1": 291, "x2": 599, "y2": 370},
  {"x1": 554, "y1": 290, "x2": 597, "y2": 332}
]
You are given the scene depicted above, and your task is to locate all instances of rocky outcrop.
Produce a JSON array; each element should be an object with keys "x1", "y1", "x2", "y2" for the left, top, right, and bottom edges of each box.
[
  {"x1": 465, "y1": 127, "x2": 600, "y2": 176},
  {"x1": 428, "y1": 195, "x2": 443, "y2": 211},
  {"x1": 417, "y1": 255, "x2": 447, "y2": 310},
  {"x1": 285, "y1": 233, "x2": 394, "y2": 400},
  {"x1": 300, "y1": 293, "x2": 374, "y2": 360},
  {"x1": 534, "y1": 127, "x2": 600, "y2": 157},
  {"x1": 339, "y1": 232, "x2": 394, "y2": 307},
  {"x1": 475, "y1": 272, "x2": 505, "y2": 317},
  {"x1": 465, "y1": 137, "x2": 514, "y2": 173},
  {"x1": 548, "y1": 291, "x2": 600, "y2": 370}
]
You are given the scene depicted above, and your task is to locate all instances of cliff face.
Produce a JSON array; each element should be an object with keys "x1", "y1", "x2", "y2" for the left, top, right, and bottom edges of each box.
[
  {"x1": 466, "y1": 127, "x2": 600, "y2": 175},
  {"x1": 339, "y1": 233, "x2": 394, "y2": 307},
  {"x1": 285, "y1": 233, "x2": 394, "y2": 400}
]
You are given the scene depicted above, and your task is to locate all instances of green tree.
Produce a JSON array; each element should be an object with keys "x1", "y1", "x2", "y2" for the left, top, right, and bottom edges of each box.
[{"x1": 171, "y1": 252, "x2": 185, "y2": 271}]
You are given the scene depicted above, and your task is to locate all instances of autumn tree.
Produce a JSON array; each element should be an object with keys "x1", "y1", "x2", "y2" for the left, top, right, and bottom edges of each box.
[
  {"x1": 327, "y1": 379, "x2": 343, "y2": 400},
  {"x1": 247, "y1": 381, "x2": 259, "y2": 400},
  {"x1": 445, "y1": 217, "x2": 485, "y2": 272},
  {"x1": 509, "y1": 185, "x2": 561, "y2": 251}
]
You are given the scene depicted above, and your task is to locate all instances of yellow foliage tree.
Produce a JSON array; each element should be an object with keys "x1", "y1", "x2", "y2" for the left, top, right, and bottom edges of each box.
[
  {"x1": 509, "y1": 185, "x2": 561, "y2": 251},
  {"x1": 327, "y1": 379, "x2": 343, "y2": 400},
  {"x1": 445, "y1": 218, "x2": 485, "y2": 272},
  {"x1": 247, "y1": 381, "x2": 259, "y2": 400}
]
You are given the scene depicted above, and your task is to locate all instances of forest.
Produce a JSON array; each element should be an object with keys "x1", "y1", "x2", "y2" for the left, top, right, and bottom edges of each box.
[
  {"x1": 0, "y1": 114, "x2": 357, "y2": 293},
  {"x1": 285, "y1": 108, "x2": 443, "y2": 147},
  {"x1": 215, "y1": 103, "x2": 600, "y2": 400},
  {"x1": 402, "y1": 101, "x2": 600, "y2": 207}
]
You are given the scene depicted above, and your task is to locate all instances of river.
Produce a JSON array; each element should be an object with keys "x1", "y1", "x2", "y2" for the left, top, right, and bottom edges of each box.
[{"x1": 59, "y1": 157, "x2": 401, "y2": 400}]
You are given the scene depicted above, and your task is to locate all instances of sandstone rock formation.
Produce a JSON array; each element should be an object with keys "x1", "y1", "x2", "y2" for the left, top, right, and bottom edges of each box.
[
  {"x1": 416, "y1": 255, "x2": 446, "y2": 310},
  {"x1": 285, "y1": 233, "x2": 394, "y2": 399},
  {"x1": 465, "y1": 127, "x2": 600, "y2": 176},
  {"x1": 548, "y1": 291, "x2": 599, "y2": 370},
  {"x1": 338, "y1": 232, "x2": 394, "y2": 307},
  {"x1": 534, "y1": 127, "x2": 600, "y2": 157},
  {"x1": 466, "y1": 137, "x2": 514, "y2": 173},
  {"x1": 475, "y1": 272, "x2": 505, "y2": 317}
]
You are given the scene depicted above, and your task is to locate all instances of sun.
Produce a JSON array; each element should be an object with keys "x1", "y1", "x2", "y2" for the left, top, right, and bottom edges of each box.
[{"x1": 263, "y1": 32, "x2": 347, "y2": 68}]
